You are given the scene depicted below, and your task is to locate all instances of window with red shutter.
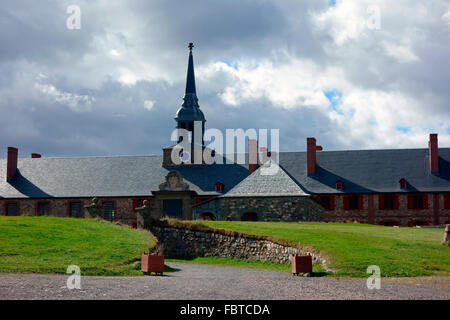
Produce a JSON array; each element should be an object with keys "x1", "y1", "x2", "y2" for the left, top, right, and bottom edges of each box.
[
  {"x1": 343, "y1": 196, "x2": 349, "y2": 210},
  {"x1": 422, "y1": 195, "x2": 428, "y2": 209},
  {"x1": 379, "y1": 195, "x2": 384, "y2": 210},
  {"x1": 445, "y1": 195, "x2": 450, "y2": 209},
  {"x1": 358, "y1": 196, "x2": 363, "y2": 210},
  {"x1": 393, "y1": 195, "x2": 399, "y2": 210},
  {"x1": 407, "y1": 196, "x2": 413, "y2": 209}
]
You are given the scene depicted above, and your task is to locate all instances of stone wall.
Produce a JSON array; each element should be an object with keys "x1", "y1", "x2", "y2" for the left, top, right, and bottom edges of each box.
[
  {"x1": 150, "y1": 225, "x2": 332, "y2": 271},
  {"x1": 194, "y1": 196, "x2": 325, "y2": 222}
]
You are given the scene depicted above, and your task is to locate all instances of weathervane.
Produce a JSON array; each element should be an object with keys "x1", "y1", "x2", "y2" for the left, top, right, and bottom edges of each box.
[{"x1": 188, "y1": 42, "x2": 194, "y2": 52}]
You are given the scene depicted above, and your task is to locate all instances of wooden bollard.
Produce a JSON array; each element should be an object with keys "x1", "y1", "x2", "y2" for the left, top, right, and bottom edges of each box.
[{"x1": 443, "y1": 225, "x2": 450, "y2": 245}]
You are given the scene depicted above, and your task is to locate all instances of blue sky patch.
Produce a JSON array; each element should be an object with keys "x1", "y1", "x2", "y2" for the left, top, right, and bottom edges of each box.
[
  {"x1": 324, "y1": 89, "x2": 343, "y2": 114},
  {"x1": 396, "y1": 127, "x2": 411, "y2": 133}
]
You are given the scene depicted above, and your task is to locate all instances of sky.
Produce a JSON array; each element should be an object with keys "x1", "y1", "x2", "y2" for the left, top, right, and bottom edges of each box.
[{"x1": 1, "y1": 0, "x2": 449, "y2": 158}]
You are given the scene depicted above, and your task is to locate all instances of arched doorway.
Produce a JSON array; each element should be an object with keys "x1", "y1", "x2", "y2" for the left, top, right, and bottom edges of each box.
[
  {"x1": 408, "y1": 220, "x2": 428, "y2": 227},
  {"x1": 380, "y1": 220, "x2": 399, "y2": 227},
  {"x1": 241, "y1": 212, "x2": 258, "y2": 221},
  {"x1": 198, "y1": 212, "x2": 216, "y2": 221}
]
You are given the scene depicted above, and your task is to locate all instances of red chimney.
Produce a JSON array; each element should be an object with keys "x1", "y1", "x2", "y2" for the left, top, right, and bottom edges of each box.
[
  {"x1": 31, "y1": 153, "x2": 41, "y2": 158},
  {"x1": 428, "y1": 133, "x2": 438, "y2": 173},
  {"x1": 307, "y1": 137, "x2": 322, "y2": 175},
  {"x1": 7, "y1": 147, "x2": 18, "y2": 181},
  {"x1": 249, "y1": 139, "x2": 259, "y2": 175}
]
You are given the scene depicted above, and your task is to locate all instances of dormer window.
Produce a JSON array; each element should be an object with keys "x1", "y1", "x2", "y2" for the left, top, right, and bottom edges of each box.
[
  {"x1": 215, "y1": 181, "x2": 224, "y2": 192},
  {"x1": 399, "y1": 178, "x2": 407, "y2": 189},
  {"x1": 336, "y1": 179, "x2": 343, "y2": 190}
]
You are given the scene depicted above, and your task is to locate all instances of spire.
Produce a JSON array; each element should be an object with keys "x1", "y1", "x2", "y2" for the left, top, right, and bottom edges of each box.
[{"x1": 185, "y1": 42, "x2": 196, "y2": 95}]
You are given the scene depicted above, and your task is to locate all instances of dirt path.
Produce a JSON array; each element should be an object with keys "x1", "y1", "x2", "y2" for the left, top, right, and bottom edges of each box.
[{"x1": 0, "y1": 263, "x2": 448, "y2": 300}]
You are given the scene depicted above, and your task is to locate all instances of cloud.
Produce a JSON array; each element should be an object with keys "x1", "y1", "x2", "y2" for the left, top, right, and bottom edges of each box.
[
  {"x1": 144, "y1": 99, "x2": 155, "y2": 111},
  {"x1": 381, "y1": 41, "x2": 419, "y2": 63},
  {"x1": 0, "y1": 0, "x2": 449, "y2": 159}
]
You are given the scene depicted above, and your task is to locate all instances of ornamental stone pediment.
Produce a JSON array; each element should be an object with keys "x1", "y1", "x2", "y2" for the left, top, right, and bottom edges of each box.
[{"x1": 159, "y1": 170, "x2": 190, "y2": 191}]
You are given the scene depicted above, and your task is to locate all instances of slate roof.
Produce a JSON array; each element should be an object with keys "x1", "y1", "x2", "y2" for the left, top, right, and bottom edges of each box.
[
  {"x1": 222, "y1": 160, "x2": 309, "y2": 197},
  {"x1": 0, "y1": 148, "x2": 449, "y2": 199},
  {"x1": 0, "y1": 155, "x2": 248, "y2": 198},
  {"x1": 279, "y1": 148, "x2": 450, "y2": 194}
]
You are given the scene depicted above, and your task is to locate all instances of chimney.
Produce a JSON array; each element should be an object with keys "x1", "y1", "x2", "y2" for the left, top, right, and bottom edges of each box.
[
  {"x1": 428, "y1": 133, "x2": 438, "y2": 173},
  {"x1": 7, "y1": 147, "x2": 18, "y2": 181},
  {"x1": 307, "y1": 137, "x2": 322, "y2": 175},
  {"x1": 248, "y1": 139, "x2": 259, "y2": 175},
  {"x1": 31, "y1": 153, "x2": 41, "y2": 158}
]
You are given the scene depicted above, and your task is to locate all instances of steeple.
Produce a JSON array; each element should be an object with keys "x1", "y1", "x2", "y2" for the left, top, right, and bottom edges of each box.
[
  {"x1": 175, "y1": 42, "x2": 206, "y2": 144},
  {"x1": 185, "y1": 43, "x2": 196, "y2": 94}
]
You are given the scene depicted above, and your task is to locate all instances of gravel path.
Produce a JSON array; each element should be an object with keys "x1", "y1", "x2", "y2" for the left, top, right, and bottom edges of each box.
[{"x1": 0, "y1": 263, "x2": 448, "y2": 300}]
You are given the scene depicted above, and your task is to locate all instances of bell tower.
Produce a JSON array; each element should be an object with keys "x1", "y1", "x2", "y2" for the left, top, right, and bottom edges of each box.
[
  {"x1": 174, "y1": 42, "x2": 206, "y2": 146},
  {"x1": 163, "y1": 43, "x2": 212, "y2": 166}
]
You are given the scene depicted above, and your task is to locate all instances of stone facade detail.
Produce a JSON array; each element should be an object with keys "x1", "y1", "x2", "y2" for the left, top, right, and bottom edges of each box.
[
  {"x1": 194, "y1": 196, "x2": 324, "y2": 222},
  {"x1": 150, "y1": 225, "x2": 333, "y2": 272},
  {"x1": 1, "y1": 193, "x2": 449, "y2": 227}
]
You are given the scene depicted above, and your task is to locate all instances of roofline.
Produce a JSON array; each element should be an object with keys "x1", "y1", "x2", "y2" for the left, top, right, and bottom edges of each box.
[{"x1": 2, "y1": 147, "x2": 450, "y2": 161}]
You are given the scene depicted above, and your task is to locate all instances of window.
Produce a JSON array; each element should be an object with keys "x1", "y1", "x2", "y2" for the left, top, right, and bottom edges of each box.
[
  {"x1": 336, "y1": 180, "x2": 343, "y2": 190},
  {"x1": 409, "y1": 221, "x2": 428, "y2": 227},
  {"x1": 413, "y1": 196, "x2": 423, "y2": 209},
  {"x1": 399, "y1": 178, "x2": 407, "y2": 189},
  {"x1": 444, "y1": 195, "x2": 450, "y2": 209},
  {"x1": 379, "y1": 195, "x2": 399, "y2": 210},
  {"x1": 215, "y1": 182, "x2": 224, "y2": 192},
  {"x1": 6, "y1": 203, "x2": 18, "y2": 216},
  {"x1": 344, "y1": 195, "x2": 363, "y2": 210},
  {"x1": 348, "y1": 196, "x2": 359, "y2": 210},
  {"x1": 37, "y1": 202, "x2": 50, "y2": 216},
  {"x1": 319, "y1": 196, "x2": 335, "y2": 210},
  {"x1": 69, "y1": 202, "x2": 83, "y2": 218},
  {"x1": 408, "y1": 195, "x2": 428, "y2": 209},
  {"x1": 103, "y1": 201, "x2": 115, "y2": 221},
  {"x1": 383, "y1": 196, "x2": 394, "y2": 209},
  {"x1": 241, "y1": 212, "x2": 258, "y2": 221}
]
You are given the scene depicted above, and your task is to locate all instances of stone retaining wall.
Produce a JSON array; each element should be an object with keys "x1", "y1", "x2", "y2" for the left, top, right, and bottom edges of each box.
[{"x1": 150, "y1": 225, "x2": 333, "y2": 272}]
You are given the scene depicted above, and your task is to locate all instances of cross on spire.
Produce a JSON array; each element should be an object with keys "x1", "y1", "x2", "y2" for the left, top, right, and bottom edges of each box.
[{"x1": 188, "y1": 42, "x2": 194, "y2": 52}]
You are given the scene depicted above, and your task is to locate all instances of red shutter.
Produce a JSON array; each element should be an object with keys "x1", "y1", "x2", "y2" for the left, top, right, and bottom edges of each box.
[
  {"x1": 423, "y1": 195, "x2": 428, "y2": 209},
  {"x1": 358, "y1": 196, "x2": 363, "y2": 210},
  {"x1": 379, "y1": 195, "x2": 384, "y2": 210},
  {"x1": 445, "y1": 195, "x2": 450, "y2": 209},
  {"x1": 132, "y1": 199, "x2": 138, "y2": 212},
  {"x1": 343, "y1": 196, "x2": 349, "y2": 210},
  {"x1": 329, "y1": 196, "x2": 335, "y2": 210},
  {"x1": 407, "y1": 196, "x2": 413, "y2": 209},
  {"x1": 195, "y1": 198, "x2": 201, "y2": 205},
  {"x1": 393, "y1": 195, "x2": 399, "y2": 210}
]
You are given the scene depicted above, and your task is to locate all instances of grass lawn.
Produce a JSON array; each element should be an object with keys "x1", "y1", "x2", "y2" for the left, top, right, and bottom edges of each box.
[
  {"x1": 0, "y1": 216, "x2": 156, "y2": 276},
  {"x1": 166, "y1": 257, "x2": 327, "y2": 275},
  {"x1": 199, "y1": 221, "x2": 450, "y2": 278}
]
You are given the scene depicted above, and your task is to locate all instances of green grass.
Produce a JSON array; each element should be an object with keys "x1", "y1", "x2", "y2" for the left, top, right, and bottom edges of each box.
[
  {"x1": 199, "y1": 221, "x2": 450, "y2": 278},
  {"x1": 166, "y1": 257, "x2": 327, "y2": 275},
  {"x1": 0, "y1": 216, "x2": 156, "y2": 276}
]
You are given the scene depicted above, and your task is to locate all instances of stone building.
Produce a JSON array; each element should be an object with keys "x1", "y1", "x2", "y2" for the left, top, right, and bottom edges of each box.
[{"x1": 1, "y1": 44, "x2": 449, "y2": 227}]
